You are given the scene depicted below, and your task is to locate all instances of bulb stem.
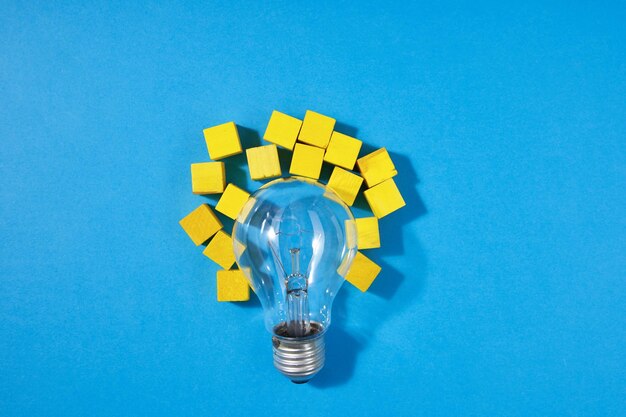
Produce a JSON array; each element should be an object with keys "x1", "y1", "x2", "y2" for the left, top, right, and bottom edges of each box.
[{"x1": 272, "y1": 321, "x2": 325, "y2": 383}]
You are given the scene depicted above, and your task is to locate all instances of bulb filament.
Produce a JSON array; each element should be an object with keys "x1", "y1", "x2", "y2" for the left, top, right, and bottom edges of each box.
[{"x1": 285, "y1": 248, "x2": 311, "y2": 337}]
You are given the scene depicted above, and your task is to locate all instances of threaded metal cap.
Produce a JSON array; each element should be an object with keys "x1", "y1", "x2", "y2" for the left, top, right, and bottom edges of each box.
[{"x1": 272, "y1": 322, "x2": 325, "y2": 384}]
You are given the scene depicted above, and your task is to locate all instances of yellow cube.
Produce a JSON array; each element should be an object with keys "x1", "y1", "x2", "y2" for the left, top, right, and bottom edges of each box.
[
  {"x1": 203, "y1": 230, "x2": 236, "y2": 269},
  {"x1": 327, "y1": 167, "x2": 363, "y2": 206},
  {"x1": 324, "y1": 132, "x2": 362, "y2": 170},
  {"x1": 217, "y1": 269, "x2": 250, "y2": 302},
  {"x1": 203, "y1": 121, "x2": 243, "y2": 160},
  {"x1": 215, "y1": 183, "x2": 250, "y2": 220},
  {"x1": 179, "y1": 204, "x2": 223, "y2": 246},
  {"x1": 297, "y1": 110, "x2": 335, "y2": 148},
  {"x1": 345, "y1": 251, "x2": 381, "y2": 292},
  {"x1": 233, "y1": 237, "x2": 247, "y2": 259},
  {"x1": 237, "y1": 196, "x2": 257, "y2": 224},
  {"x1": 246, "y1": 144, "x2": 282, "y2": 180},
  {"x1": 289, "y1": 143, "x2": 325, "y2": 179},
  {"x1": 363, "y1": 178, "x2": 406, "y2": 218},
  {"x1": 190, "y1": 162, "x2": 225, "y2": 194},
  {"x1": 356, "y1": 148, "x2": 397, "y2": 187},
  {"x1": 355, "y1": 217, "x2": 380, "y2": 249},
  {"x1": 263, "y1": 110, "x2": 302, "y2": 150},
  {"x1": 344, "y1": 219, "x2": 358, "y2": 253}
]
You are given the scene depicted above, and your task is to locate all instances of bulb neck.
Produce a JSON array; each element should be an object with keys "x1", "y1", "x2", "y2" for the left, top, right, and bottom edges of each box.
[{"x1": 272, "y1": 321, "x2": 325, "y2": 384}]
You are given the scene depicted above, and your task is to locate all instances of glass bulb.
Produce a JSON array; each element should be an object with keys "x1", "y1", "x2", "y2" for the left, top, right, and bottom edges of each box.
[{"x1": 232, "y1": 177, "x2": 357, "y2": 383}]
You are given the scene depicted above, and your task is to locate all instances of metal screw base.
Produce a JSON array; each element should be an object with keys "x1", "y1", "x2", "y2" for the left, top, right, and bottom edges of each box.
[{"x1": 272, "y1": 322, "x2": 325, "y2": 384}]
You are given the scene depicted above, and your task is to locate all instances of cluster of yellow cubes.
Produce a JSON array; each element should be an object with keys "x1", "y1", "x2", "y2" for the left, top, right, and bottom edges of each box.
[
  {"x1": 264, "y1": 109, "x2": 405, "y2": 292},
  {"x1": 180, "y1": 110, "x2": 407, "y2": 301},
  {"x1": 181, "y1": 122, "x2": 255, "y2": 302}
]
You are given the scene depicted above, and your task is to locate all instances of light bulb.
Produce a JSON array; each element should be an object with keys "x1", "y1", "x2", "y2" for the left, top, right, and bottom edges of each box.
[{"x1": 232, "y1": 177, "x2": 357, "y2": 383}]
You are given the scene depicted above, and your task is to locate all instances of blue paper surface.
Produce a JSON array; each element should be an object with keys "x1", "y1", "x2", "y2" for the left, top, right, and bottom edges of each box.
[{"x1": 1, "y1": 1, "x2": 625, "y2": 416}]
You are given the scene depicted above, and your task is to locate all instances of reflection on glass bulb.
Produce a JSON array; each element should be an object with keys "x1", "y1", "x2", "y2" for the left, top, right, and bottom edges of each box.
[{"x1": 233, "y1": 177, "x2": 357, "y2": 383}]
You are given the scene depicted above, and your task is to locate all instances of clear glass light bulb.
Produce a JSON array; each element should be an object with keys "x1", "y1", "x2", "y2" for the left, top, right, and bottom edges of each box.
[{"x1": 233, "y1": 177, "x2": 357, "y2": 383}]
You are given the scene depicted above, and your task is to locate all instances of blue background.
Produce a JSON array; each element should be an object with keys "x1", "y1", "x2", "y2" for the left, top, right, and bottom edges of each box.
[{"x1": 1, "y1": 1, "x2": 625, "y2": 416}]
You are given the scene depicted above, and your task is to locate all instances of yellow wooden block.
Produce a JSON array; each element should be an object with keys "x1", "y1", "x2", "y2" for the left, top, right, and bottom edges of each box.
[
  {"x1": 179, "y1": 204, "x2": 223, "y2": 246},
  {"x1": 263, "y1": 110, "x2": 302, "y2": 150},
  {"x1": 324, "y1": 132, "x2": 362, "y2": 170},
  {"x1": 203, "y1": 230, "x2": 236, "y2": 269},
  {"x1": 246, "y1": 144, "x2": 282, "y2": 180},
  {"x1": 363, "y1": 178, "x2": 406, "y2": 218},
  {"x1": 297, "y1": 110, "x2": 335, "y2": 148},
  {"x1": 339, "y1": 220, "x2": 357, "y2": 276},
  {"x1": 327, "y1": 167, "x2": 363, "y2": 206},
  {"x1": 217, "y1": 269, "x2": 250, "y2": 302},
  {"x1": 215, "y1": 183, "x2": 250, "y2": 220},
  {"x1": 356, "y1": 148, "x2": 397, "y2": 187},
  {"x1": 237, "y1": 196, "x2": 257, "y2": 224},
  {"x1": 203, "y1": 121, "x2": 243, "y2": 160},
  {"x1": 289, "y1": 143, "x2": 325, "y2": 179},
  {"x1": 355, "y1": 217, "x2": 380, "y2": 249},
  {"x1": 233, "y1": 237, "x2": 246, "y2": 259},
  {"x1": 344, "y1": 219, "x2": 358, "y2": 252},
  {"x1": 345, "y1": 251, "x2": 381, "y2": 292},
  {"x1": 190, "y1": 162, "x2": 225, "y2": 194}
]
